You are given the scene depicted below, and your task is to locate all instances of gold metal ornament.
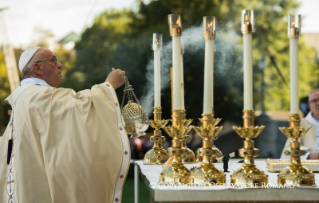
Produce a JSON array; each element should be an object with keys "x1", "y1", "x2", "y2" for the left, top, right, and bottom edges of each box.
[
  {"x1": 159, "y1": 110, "x2": 193, "y2": 184},
  {"x1": 180, "y1": 110, "x2": 196, "y2": 163},
  {"x1": 143, "y1": 107, "x2": 170, "y2": 165},
  {"x1": 266, "y1": 159, "x2": 319, "y2": 172},
  {"x1": 169, "y1": 70, "x2": 195, "y2": 163},
  {"x1": 231, "y1": 110, "x2": 268, "y2": 187},
  {"x1": 277, "y1": 114, "x2": 316, "y2": 187},
  {"x1": 190, "y1": 112, "x2": 226, "y2": 185},
  {"x1": 196, "y1": 110, "x2": 223, "y2": 162},
  {"x1": 121, "y1": 77, "x2": 149, "y2": 138}
]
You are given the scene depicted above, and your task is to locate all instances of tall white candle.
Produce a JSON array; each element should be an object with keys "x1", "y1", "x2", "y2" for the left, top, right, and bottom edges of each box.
[
  {"x1": 181, "y1": 50, "x2": 185, "y2": 110},
  {"x1": 203, "y1": 16, "x2": 216, "y2": 114},
  {"x1": 168, "y1": 14, "x2": 182, "y2": 110},
  {"x1": 243, "y1": 33, "x2": 253, "y2": 110},
  {"x1": 154, "y1": 50, "x2": 161, "y2": 107},
  {"x1": 203, "y1": 39, "x2": 214, "y2": 114},
  {"x1": 172, "y1": 36, "x2": 182, "y2": 110},
  {"x1": 288, "y1": 15, "x2": 301, "y2": 114},
  {"x1": 290, "y1": 38, "x2": 299, "y2": 114},
  {"x1": 241, "y1": 10, "x2": 255, "y2": 110},
  {"x1": 153, "y1": 33, "x2": 162, "y2": 108}
]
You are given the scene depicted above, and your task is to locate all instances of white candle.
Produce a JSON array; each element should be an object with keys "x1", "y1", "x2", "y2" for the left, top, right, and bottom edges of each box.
[
  {"x1": 172, "y1": 36, "x2": 182, "y2": 110},
  {"x1": 203, "y1": 39, "x2": 214, "y2": 114},
  {"x1": 241, "y1": 10, "x2": 254, "y2": 110},
  {"x1": 154, "y1": 50, "x2": 161, "y2": 107},
  {"x1": 288, "y1": 15, "x2": 301, "y2": 114},
  {"x1": 153, "y1": 33, "x2": 162, "y2": 108},
  {"x1": 181, "y1": 52, "x2": 185, "y2": 110},
  {"x1": 243, "y1": 33, "x2": 253, "y2": 110},
  {"x1": 290, "y1": 38, "x2": 299, "y2": 114}
]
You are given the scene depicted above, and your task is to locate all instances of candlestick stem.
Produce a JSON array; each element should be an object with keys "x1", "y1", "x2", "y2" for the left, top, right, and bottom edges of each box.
[
  {"x1": 191, "y1": 111, "x2": 225, "y2": 185},
  {"x1": 231, "y1": 110, "x2": 268, "y2": 187},
  {"x1": 143, "y1": 107, "x2": 170, "y2": 165}
]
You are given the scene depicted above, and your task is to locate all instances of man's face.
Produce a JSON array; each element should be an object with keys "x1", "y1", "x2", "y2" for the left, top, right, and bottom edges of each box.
[
  {"x1": 309, "y1": 91, "x2": 319, "y2": 119},
  {"x1": 34, "y1": 48, "x2": 62, "y2": 87}
]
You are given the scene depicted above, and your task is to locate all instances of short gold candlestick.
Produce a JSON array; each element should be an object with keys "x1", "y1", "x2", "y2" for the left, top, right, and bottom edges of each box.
[
  {"x1": 143, "y1": 107, "x2": 170, "y2": 165},
  {"x1": 196, "y1": 110, "x2": 223, "y2": 162},
  {"x1": 159, "y1": 110, "x2": 193, "y2": 184},
  {"x1": 190, "y1": 112, "x2": 225, "y2": 185},
  {"x1": 277, "y1": 114, "x2": 315, "y2": 186},
  {"x1": 231, "y1": 110, "x2": 268, "y2": 187}
]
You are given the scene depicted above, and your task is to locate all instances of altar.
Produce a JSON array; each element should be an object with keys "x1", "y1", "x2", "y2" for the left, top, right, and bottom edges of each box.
[{"x1": 134, "y1": 160, "x2": 319, "y2": 203}]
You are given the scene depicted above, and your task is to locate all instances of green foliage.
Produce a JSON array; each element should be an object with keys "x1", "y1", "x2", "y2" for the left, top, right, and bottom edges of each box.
[
  {"x1": 1, "y1": 0, "x2": 318, "y2": 129},
  {"x1": 71, "y1": 0, "x2": 319, "y2": 125},
  {"x1": 0, "y1": 51, "x2": 12, "y2": 128}
]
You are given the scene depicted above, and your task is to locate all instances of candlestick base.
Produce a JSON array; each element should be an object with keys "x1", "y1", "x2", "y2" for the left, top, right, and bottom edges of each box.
[
  {"x1": 277, "y1": 114, "x2": 315, "y2": 187},
  {"x1": 231, "y1": 110, "x2": 268, "y2": 187},
  {"x1": 181, "y1": 147, "x2": 196, "y2": 163},
  {"x1": 190, "y1": 163, "x2": 225, "y2": 186},
  {"x1": 159, "y1": 162, "x2": 190, "y2": 184},
  {"x1": 180, "y1": 135, "x2": 196, "y2": 163},
  {"x1": 143, "y1": 147, "x2": 170, "y2": 165},
  {"x1": 231, "y1": 165, "x2": 268, "y2": 187},
  {"x1": 278, "y1": 164, "x2": 315, "y2": 187},
  {"x1": 196, "y1": 145, "x2": 223, "y2": 162}
]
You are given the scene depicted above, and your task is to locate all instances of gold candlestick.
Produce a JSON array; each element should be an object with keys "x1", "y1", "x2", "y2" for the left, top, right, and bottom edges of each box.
[
  {"x1": 143, "y1": 107, "x2": 170, "y2": 165},
  {"x1": 190, "y1": 111, "x2": 225, "y2": 185},
  {"x1": 231, "y1": 110, "x2": 268, "y2": 187},
  {"x1": 180, "y1": 110, "x2": 196, "y2": 163},
  {"x1": 277, "y1": 114, "x2": 315, "y2": 186},
  {"x1": 159, "y1": 110, "x2": 193, "y2": 184},
  {"x1": 196, "y1": 109, "x2": 223, "y2": 162}
]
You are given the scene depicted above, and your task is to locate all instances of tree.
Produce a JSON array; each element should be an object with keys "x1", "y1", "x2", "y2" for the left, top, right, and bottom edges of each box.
[
  {"x1": 71, "y1": 0, "x2": 319, "y2": 125},
  {"x1": 0, "y1": 51, "x2": 11, "y2": 128}
]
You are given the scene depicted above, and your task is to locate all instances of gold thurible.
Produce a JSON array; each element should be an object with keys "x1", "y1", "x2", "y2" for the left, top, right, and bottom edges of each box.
[
  {"x1": 231, "y1": 110, "x2": 268, "y2": 187},
  {"x1": 190, "y1": 107, "x2": 225, "y2": 185},
  {"x1": 277, "y1": 114, "x2": 315, "y2": 186},
  {"x1": 143, "y1": 107, "x2": 170, "y2": 165}
]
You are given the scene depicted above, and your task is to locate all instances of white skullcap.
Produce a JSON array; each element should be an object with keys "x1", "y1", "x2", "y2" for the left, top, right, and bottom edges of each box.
[{"x1": 18, "y1": 46, "x2": 41, "y2": 72}]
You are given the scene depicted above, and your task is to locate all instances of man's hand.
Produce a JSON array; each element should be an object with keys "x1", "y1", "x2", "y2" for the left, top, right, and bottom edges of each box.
[
  {"x1": 308, "y1": 152, "x2": 319, "y2": 159},
  {"x1": 106, "y1": 68, "x2": 126, "y2": 89}
]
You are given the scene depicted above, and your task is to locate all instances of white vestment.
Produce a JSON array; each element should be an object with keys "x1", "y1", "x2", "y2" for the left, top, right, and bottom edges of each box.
[{"x1": 0, "y1": 81, "x2": 130, "y2": 203}]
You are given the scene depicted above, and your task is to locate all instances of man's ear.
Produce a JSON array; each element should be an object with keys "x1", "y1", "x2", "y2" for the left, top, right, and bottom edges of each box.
[{"x1": 33, "y1": 63, "x2": 44, "y2": 76}]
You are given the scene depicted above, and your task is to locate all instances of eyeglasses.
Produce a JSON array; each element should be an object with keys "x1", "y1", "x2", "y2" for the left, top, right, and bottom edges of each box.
[
  {"x1": 309, "y1": 98, "x2": 319, "y2": 104},
  {"x1": 35, "y1": 57, "x2": 58, "y2": 65}
]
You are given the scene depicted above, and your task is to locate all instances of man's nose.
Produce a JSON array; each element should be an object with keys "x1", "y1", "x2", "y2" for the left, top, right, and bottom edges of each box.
[{"x1": 57, "y1": 62, "x2": 63, "y2": 69}]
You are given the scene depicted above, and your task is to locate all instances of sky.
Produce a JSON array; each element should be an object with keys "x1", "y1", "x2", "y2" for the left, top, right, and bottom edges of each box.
[
  {"x1": 0, "y1": 0, "x2": 137, "y2": 48},
  {"x1": 0, "y1": 0, "x2": 318, "y2": 48}
]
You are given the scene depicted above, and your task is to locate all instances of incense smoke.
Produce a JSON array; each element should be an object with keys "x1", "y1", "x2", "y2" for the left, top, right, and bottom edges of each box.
[{"x1": 140, "y1": 23, "x2": 242, "y2": 115}]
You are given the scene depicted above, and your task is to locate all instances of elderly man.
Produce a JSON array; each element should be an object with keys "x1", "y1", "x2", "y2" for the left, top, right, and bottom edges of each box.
[
  {"x1": 0, "y1": 47, "x2": 130, "y2": 203},
  {"x1": 281, "y1": 89, "x2": 319, "y2": 159}
]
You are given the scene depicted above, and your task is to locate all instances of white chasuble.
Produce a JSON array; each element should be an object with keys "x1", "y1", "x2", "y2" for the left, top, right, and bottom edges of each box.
[{"x1": 0, "y1": 82, "x2": 130, "y2": 203}]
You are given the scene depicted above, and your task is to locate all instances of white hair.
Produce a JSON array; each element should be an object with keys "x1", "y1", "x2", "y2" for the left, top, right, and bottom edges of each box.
[{"x1": 308, "y1": 89, "x2": 319, "y2": 102}]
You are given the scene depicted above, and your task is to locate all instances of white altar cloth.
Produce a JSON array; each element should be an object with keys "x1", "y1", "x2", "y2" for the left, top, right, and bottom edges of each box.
[{"x1": 136, "y1": 160, "x2": 319, "y2": 202}]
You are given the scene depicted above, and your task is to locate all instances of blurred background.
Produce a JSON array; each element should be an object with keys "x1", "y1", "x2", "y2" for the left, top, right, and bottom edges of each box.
[{"x1": 0, "y1": 0, "x2": 318, "y2": 201}]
